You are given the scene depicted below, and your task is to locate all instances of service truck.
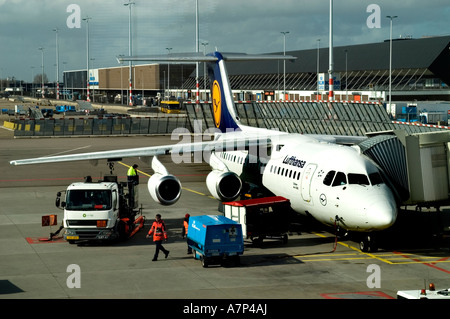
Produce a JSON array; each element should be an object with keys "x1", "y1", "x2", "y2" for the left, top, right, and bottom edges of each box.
[
  {"x1": 397, "y1": 283, "x2": 450, "y2": 299},
  {"x1": 188, "y1": 215, "x2": 244, "y2": 268},
  {"x1": 56, "y1": 175, "x2": 144, "y2": 244}
]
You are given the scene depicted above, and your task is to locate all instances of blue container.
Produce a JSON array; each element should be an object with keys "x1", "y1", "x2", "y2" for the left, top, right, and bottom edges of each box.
[{"x1": 187, "y1": 215, "x2": 244, "y2": 267}]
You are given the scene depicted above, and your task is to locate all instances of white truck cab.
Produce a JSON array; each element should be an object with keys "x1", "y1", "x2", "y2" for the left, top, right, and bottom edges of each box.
[{"x1": 57, "y1": 175, "x2": 141, "y2": 244}]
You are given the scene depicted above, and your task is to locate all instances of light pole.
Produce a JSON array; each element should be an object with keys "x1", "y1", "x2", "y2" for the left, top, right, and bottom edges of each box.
[
  {"x1": 53, "y1": 28, "x2": 60, "y2": 100},
  {"x1": 82, "y1": 16, "x2": 91, "y2": 102},
  {"x1": 328, "y1": 0, "x2": 334, "y2": 101},
  {"x1": 386, "y1": 15, "x2": 398, "y2": 109},
  {"x1": 195, "y1": 0, "x2": 200, "y2": 104},
  {"x1": 38, "y1": 47, "x2": 44, "y2": 98},
  {"x1": 280, "y1": 31, "x2": 289, "y2": 101},
  {"x1": 124, "y1": 1, "x2": 135, "y2": 106},
  {"x1": 202, "y1": 41, "x2": 208, "y2": 100},
  {"x1": 317, "y1": 39, "x2": 320, "y2": 99},
  {"x1": 345, "y1": 49, "x2": 348, "y2": 101},
  {"x1": 166, "y1": 47, "x2": 172, "y2": 100}
]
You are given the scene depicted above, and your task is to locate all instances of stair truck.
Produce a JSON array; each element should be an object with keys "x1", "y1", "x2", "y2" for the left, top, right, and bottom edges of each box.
[
  {"x1": 187, "y1": 215, "x2": 244, "y2": 267},
  {"x1": 223, "y1": 196, "x2": 292, "y2": 246},
  {"x1": 55, "y1": 175, "x2": 144, "y2": 244}
]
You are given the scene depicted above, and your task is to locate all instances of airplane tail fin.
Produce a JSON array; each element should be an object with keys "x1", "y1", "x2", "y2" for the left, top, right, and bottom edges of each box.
[
  {"x1": 118, "y1": 52, "x2": 296, "y2": 133},
  {"x1": 206, "y1": 52, "x2": 241, "y2": 133}
]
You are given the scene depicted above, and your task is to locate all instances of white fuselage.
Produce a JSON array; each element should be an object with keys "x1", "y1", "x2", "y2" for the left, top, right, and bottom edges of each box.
[{"x1": 217, "y1": 132, "x2": 397, "y2": 232}]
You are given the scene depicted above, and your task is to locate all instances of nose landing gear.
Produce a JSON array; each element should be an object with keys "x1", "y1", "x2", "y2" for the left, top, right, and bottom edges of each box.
[{"x1": 360, "y1": 234, "x2": 378, "y2": 253}]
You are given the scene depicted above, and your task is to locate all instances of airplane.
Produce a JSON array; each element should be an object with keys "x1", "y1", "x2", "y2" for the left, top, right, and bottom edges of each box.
[{"x1": 10, "y1": 51, "x2": 398, "y2": 252}]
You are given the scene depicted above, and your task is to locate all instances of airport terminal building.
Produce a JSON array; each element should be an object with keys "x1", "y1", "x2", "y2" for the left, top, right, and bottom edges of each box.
[{"x1": 63, "y1": 36, "x2": 450, "y2": 104}]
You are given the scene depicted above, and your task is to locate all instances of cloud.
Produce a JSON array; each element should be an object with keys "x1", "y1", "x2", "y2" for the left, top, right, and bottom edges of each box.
[{"x1": 0, "y1": 0, "x2": 449, "y2": 81}]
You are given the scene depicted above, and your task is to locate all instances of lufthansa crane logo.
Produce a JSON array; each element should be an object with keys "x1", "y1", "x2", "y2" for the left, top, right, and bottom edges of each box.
[{"x1": 212, "y1": 80, "x2": 221, "y2": 128}]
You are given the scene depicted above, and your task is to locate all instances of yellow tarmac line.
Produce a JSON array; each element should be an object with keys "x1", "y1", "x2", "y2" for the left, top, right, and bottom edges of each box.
[
  {"x1": 311, "y1": 232, "x2": 450, "y2": 266},
  {"x1": 119, "y1": 161, "x2": 215, "y2": 199},
  {"x1": 312, "y1": 232, "x2": 394, "y2": 264}
]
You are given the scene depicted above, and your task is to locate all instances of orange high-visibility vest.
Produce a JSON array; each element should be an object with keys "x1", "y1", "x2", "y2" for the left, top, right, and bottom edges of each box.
[
  {"x1": 183, "y1": 220, "x2": 189, "y2": 235},
  {"x1": 148, "y1": 220, "x2": 168, "y2": 241}
]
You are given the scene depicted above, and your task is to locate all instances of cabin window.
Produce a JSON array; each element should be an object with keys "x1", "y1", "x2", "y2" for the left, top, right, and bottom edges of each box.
[
  {"x1": 348, "y1": 173, "x2": 370, "y2": 186},
  {"x1": 369, "y1": 172, "x2": 384, "y2": 185},
  {"x1": 332, "y1": 172, "x2": 347, "y2": 187},
  {"x1": 323, "y1": 170, "x2": 336, "y2": 186}
]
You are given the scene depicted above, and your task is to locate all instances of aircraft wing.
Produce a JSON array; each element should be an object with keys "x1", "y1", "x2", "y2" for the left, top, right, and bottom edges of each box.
[
  {"x1": 9, "y1": 135, "x2": 272, "y2": 166},
  {"x1": 310, "y1": 134, "x2": 368, "y2": 145}
]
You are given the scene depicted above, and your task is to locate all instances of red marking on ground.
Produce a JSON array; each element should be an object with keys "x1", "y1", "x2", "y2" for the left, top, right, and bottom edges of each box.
[
  {"x1": 321, "y1": 291, "x2": 394, "y2": 299},
  {"x1": 26, "y1": 237, "x2": 65, "y2": 244},
  {"x1": 393, "y1": 251, "x2": 450, "y2": 274}
]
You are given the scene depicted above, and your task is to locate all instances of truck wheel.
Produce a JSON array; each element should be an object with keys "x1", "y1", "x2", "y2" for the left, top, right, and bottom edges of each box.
[{"x1": 201, "y1": 257, "x2": 208, "y2": 268}]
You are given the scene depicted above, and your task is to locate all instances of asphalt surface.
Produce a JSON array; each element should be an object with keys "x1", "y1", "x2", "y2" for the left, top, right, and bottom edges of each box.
[{"x1": 1, "y1": 102, "x2": 450, "y2": 307}]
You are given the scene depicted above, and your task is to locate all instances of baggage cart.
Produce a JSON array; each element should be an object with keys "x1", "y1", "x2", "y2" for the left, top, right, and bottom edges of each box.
[
  {"x1": 223, "y1": 196, "x2": 291, "y2": 246},
  {"x1": 187, "y1": 215, "x2": 244, "y2": 267}
]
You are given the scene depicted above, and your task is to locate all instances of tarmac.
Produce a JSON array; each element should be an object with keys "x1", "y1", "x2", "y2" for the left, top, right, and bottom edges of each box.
[{"x1": 1, "y1": 99, "x2": 450, "y2": 306}]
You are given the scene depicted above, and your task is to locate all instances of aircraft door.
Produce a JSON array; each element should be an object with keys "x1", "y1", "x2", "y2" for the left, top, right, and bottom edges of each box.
[{"x1": 301, "y1": 163, "x2": 317, "y2": 203}]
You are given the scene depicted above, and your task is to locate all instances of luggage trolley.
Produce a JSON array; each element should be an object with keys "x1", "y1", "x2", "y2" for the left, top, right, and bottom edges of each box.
[
  {"x1": 187, "y1": 215, "x2": 244, "y2": 268},
  {"x1": 223, "y1": 196, "x2": 292, "y2": 246}
]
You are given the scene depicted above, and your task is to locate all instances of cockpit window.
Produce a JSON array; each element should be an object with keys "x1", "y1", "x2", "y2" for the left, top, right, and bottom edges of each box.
[
  {"x1": 369, "y1": 172, "x2": 384, "y2": 185},
  {"x1": 348, "y1": 173, "x2": 370, "y2": 186},
  {"x1": 332, "y1": 172, "x2": 347, "y2": 187},
  {"x1": 323, "y1": 170, "x2": 336, "y2": 186}
]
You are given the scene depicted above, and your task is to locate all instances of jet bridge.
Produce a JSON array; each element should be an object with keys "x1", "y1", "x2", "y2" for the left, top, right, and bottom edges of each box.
[{"x1": 359, "y1": 130, "x2": 450, "y2": 208}]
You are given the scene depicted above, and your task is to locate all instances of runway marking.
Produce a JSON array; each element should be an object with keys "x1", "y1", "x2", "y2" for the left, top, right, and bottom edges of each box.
[
  {"x1": 309, "y1": 232, "x2": 450, "y2": 271},
  {"x1": 321, "y1": 291, "x2": 395, "y2": 299},
  {"x1": 118, "y1": 161, "x2": 215, "y2": 199},
  {"x1": 392, "y1": 251, "x2": 450, "y2": 274},
  {"x1": 26, "y1": 237, "x2": 65, "y2": 244}
]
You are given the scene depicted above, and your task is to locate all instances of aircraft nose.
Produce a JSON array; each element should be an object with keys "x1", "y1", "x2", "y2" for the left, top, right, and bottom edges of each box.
[{"x1": 367, "y1": 199, "x2": 397, "y2": 230}]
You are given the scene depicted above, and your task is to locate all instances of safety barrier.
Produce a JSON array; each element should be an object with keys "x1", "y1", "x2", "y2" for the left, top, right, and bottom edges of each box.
[{"x1": 13, "y1": 115, "x2": 189, "y2": 137}]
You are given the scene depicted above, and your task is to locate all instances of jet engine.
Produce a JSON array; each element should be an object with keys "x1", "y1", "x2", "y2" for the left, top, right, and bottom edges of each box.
[
  {"x1": 145, "y1": 156, "x2": 182, "y2": 206},
  {"x1": 206, "y1": 170, "x2": 242, "y2": 202},
  {"x1": 148, "y1": 173, "x2": 182, "y2": 206}
]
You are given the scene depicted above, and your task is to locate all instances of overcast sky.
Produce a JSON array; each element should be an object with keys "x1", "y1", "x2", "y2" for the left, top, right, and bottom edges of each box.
[{"x1": 0, "y1": 0, "x2": 449, "y2": 82}]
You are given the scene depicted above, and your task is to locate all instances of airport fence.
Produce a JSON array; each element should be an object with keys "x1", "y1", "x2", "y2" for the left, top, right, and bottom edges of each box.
[
  {"x1": 10, "y1": 101, "x2": 448, "y2": 137},
  {"x1": 185, "y1": 101, "x2": 447, "y2": 136},
  {"x1": 12, "y1": 115, "x2": 190, "y2": 137}
]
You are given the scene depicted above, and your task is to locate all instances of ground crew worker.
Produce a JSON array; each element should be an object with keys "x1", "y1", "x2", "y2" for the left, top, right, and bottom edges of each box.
[
  {"x1": 146, "y1": 214, "x2": 169, "y2": 261},
  {"x1": 127, "y1": 164, "x2": 139, "y2": 209},
  {"x1": 181, "y1": 213, "x2": 193, "y2": 254},
  {"x1": 127, "y1": 164, "x2": 139, "y2": 184}
]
